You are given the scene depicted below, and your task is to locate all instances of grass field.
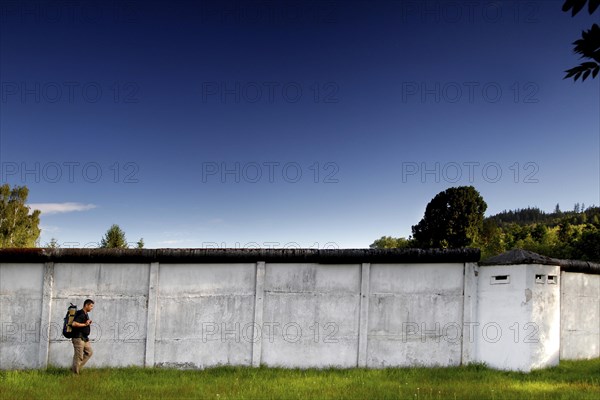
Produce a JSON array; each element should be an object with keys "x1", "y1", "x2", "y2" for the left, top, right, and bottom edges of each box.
[{"x1": 0, "y1": 359, "x2": 598, "y2": 400}]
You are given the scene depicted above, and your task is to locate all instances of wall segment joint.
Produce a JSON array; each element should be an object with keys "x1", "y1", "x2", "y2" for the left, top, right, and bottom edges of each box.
[
  {"x1": 358, "y1": 262, "x2": 370, "y2": 367},
  {"x1": 252, "y1": 261, "x2": 266, "y2": 367},
  {"x1": 461, "y1": 262, "x2": 478, "y2": 365},
  {"x1": 38, "y1": 262, "x2": 54, "y2": 368},
  {"x1": 145, "y1": 262, "x2": 160, "y2": 367}
]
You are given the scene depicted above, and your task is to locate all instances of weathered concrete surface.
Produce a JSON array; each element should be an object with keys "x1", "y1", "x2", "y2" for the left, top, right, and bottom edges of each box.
[
  {"x1": 476, "y1": 264, "x2": 560, "y2": 371},
  {"x1": 0, "y1": 263, "x2": 44, "y2": 369},
  {"x1": 357, "y1": 263, "x2": 370, "y2": 367},
  {"x1": 154, "y1": 263, "x2": 256, "y2": 368},
  {"x1": 261, "y1": 263, "x2": 361, "y2": 368},
  {"x1": 560, "y1": 272, "x2": 600, "y2": 360},
  {"x1": 461, "y1": 262, "x2": 479, "y2": 365},
  {"x1": 48, "y1": 263, "x2": 150, "y2": 368},
  {"x1": 251, "y1": 261, "x2": 265, "y2": 367},
  {"x1": 0, "y1": 248, "x2": 596, "y2": 371},
  {"x1": 367, "y1": 263, "x2": 464, "y2": 367}
]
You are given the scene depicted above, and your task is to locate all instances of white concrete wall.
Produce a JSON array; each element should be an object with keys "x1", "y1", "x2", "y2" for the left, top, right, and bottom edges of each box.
[
  {"x1": 0, "y1": 259, "x2": 597, "y2": 370},
  {"x1": 560, "y1": 272, "x2": 600, "y2": 360},
  {"x1": 154, "y1": 263, "x2": 256, "y2": 369},
  {"x1": 48, "y1": 262, "x2": 150, "y2": 368},
  {"x1": 0, "y1": 263, "x2": 45, "y2": 368},
  {"x1": 1, "y1": 260, "x2": 469, "y2": 370},
  {"x1": 261, "y1": 263, "x2": 361, "y2": 368},
  {"x1": 476, "y1": 264, "x2": 561, "y2": 371},
  {"x1": 367, "y1": 263, "x2": 464, "y2": 367}
]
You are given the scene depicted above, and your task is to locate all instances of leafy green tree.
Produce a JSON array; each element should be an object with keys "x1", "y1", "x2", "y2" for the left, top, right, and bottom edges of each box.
[
  {"x1": 100, "y1": 224, "x2": 128, "y2": 248},
  {"x1": 0, "y1": 184, "x2": 41, "y2": 247},
  {"x1": 574, "y1": 228, "x2": 600, "y2": 260},
  {"x1": 136, "y1": 238, "x2": 145, "y2": 249},
  {"x1": 558, "y1": 221, "x2": 574, "y2": 243},
  {"x1": 563, "y1": 0, "x2": 600, "y2": 81},
  {"x1": 532, "y1": 224, "x2": 549, "y2": 242},
  {"x1": 477, "y1": 219, "x2": 506, "y2": 260},
  {"x1": 370, "y1": 236, "x2": 413, "y2": 249},
  {"x1": 411, "y1": 186, "x2": 487, "y2": 248}
]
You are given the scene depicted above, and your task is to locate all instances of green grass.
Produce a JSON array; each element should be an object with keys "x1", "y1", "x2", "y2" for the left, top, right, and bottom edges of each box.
[{"x1": 0, "y1": 359, "x2": 598, "y2": 400}]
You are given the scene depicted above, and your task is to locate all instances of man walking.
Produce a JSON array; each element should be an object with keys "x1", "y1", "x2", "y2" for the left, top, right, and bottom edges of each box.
[{"x1": 71, "y1": 299, "x2": 94, "y2": 374}]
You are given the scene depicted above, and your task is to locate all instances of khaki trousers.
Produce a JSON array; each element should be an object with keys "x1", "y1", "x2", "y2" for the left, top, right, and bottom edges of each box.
[{"x1": 71, "y1": 338, "x2": 93, "y2": 374}]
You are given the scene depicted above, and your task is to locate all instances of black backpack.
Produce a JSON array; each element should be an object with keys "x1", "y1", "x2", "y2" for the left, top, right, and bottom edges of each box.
[{"x1": 62, "y1": 303, "x2": 78, "y2": 338}]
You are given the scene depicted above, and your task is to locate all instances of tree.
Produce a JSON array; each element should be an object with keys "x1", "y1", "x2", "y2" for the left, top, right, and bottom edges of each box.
[
  {"x1": 477, "y1": 219, "x2": 506, "y2": 260},
  {"x1": 574, "y1": 229, "x2": 600, "y2": 260},
  {"x1": 0, "y1": 184, "x2": 41, "y2": 247},
  {"x1": 532, "y1": 224, "x2": 549, "y2": 242},
  {"x1": 411, "y1": 186, "x2": 487, "y2": 248},
  {"x1": 558, "y1": 221, "x2": 574, "y2": 243},
  {"x1": 136, "y1": 238, "x2": 145, "y2": 249},
  {"x1": 370, "y1": 236, "x2": 412, "y2": 249},
  {"x1": 554, "y1": 203, "x2": 561, "y2": 214},
  {"x1": 563, "y1": 0, "x2": 600, "y2": 81},
  {"x1": 100, "y1": 224, "x2": 128, "y2": 248}
]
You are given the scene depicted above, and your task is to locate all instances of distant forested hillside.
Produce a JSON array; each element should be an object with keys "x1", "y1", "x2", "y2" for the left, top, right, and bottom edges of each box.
[
  {"x1": 371, "y1": 204, "x2": 600, "y2": 262},
  {"x1": 478, "y1": 205, "x2": 600, "y2": 261},
  {"x1": 485, "y1": 205, "x2": 600, "y2": 227}
]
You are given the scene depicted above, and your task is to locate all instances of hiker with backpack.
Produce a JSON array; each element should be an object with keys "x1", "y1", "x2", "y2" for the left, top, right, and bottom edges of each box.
[{"x1": 69, "y1": 299, "x2": 95, "y2": 374}]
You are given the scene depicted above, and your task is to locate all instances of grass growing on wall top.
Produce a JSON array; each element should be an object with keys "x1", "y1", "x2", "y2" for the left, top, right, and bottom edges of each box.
[{"x1": 0, "y1": 359, "x2": 599, "y2": 400}]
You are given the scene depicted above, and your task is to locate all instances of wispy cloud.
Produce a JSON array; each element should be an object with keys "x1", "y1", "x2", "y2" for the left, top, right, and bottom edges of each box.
[
  {"x1": 40, "y1": 225, "x2": 60, "y2": 233},
  {"x1": 157, "y1": 239, "x2": 194, "y2": 245},
  {"x1": 28, "y1": 202, "x2": 97, "y2": 215}
]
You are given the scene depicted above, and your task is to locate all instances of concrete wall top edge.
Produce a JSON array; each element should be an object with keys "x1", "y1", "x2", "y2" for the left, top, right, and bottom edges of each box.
[
  {"x1": 482, "y1": 260, "x2": 600, "y2": 275},
  {"x1": 0, "y1": 248, "x2": 481, "y2": 264},
  {"x1": 556, "y1": 259, "x2": 600, "y2": 275},
  {"x1": 480, "y1": 249, "x2": 600, "y2": 274}
]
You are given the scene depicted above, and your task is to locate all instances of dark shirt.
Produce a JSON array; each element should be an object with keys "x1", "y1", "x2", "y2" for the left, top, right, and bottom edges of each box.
[{"x1": 72, "y1": 309, "x2": 90, "y2": 339}]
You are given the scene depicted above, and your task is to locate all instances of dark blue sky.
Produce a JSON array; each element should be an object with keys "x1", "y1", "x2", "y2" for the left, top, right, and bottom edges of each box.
[{"x1": 1, "y1": 0, "x2": 598, "y2": 248}]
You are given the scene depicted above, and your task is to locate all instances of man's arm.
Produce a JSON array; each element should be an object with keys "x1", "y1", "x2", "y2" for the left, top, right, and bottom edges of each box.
[
  {"x1": 72, "y1": 320, "x2": 91, "y2": 328},
  {"x1": 72, "y1": 311, "x2": 91, "y2": 328}
]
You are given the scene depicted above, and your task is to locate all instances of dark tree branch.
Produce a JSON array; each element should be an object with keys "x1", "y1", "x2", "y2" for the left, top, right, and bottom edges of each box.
[{"x1": 563, "y1": 1, "x2": 600, "y2": 81}]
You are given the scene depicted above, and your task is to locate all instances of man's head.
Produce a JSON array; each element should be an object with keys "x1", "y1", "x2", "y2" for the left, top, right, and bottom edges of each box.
[{"x1": 83, "y1": 299, "x2": 94, "y2": 312}]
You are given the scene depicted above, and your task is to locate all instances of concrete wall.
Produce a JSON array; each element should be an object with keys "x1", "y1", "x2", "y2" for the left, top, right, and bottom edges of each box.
[
  {"x1": 475, "y1": 264, "x2": 561, "y2": 371},
  {"x1": 49, "y1": 262, "x2": 150, "y2": 368},
  {"x1": 0, "y1": 263, "x2": 44, "y2": 369},
  {"x1": 0, "y1": 249, "x2": 597, "y2": 371},
  {"x1": 367, "y1": 263, "x2": 465, "y2": 367},
  {"x1": 560, "y1": 272, "x2": 600, "y2": 360},
  {"x1": 0, "y1": 258, "x2": 471, "y2": 370},
  {"x1": 154, "y1": 262, "x2": 257, "y2": 368},
  {"x1": 261, "y1": 263, "x2": 361, "y2": 368}
]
